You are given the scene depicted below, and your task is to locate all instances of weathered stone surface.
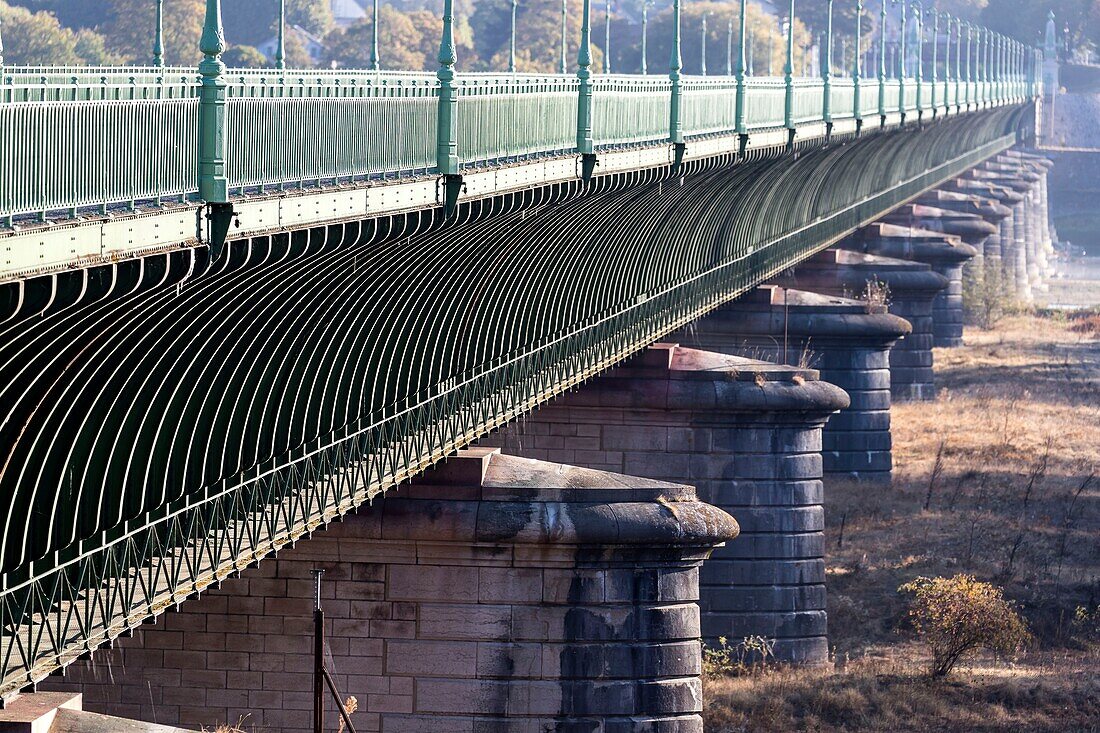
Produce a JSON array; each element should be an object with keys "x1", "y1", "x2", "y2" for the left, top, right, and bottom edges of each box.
[
  {"x1": 483, "y1": 344, "x2": 848, "y2": 665},
  {"x1": 772, "y1": 249, "x2": 947, "y2": 402},
  {"x1": 671, "y1": 285, "x2": 908, "y2": 485},
  {"x1": 840, "y1": 223, "x2": 977, "y2": 348},
  {"x1": 43, "y1": 449, "x2": 735, "y2": 733}
]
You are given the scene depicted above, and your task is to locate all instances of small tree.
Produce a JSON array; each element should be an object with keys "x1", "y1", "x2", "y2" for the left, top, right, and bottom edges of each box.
[{"x1": 899, "y1": 574, "x2": 1030, "y2": 677}]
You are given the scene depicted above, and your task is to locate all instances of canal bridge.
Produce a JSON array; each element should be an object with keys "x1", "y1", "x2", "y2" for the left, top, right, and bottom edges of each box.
[{"x1": 0, "y1": 0, "x2": 1050, "y2": 728}]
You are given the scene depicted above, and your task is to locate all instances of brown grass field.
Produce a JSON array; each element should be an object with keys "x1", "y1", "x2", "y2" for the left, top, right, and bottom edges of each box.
[{"x1": 703, "y1": 311, "x2": 1100, "y2": 732}]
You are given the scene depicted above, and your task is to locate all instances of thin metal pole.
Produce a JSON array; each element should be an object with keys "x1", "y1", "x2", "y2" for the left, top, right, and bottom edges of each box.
[
  {"x1": 930, "y1": 9, "x2": 938, "y2": 111},
  {"x1": 965, "y1": 21, "x2": 972, "y2": 108},
  {"x1": 561, "y1": 0, "x2": 568, "y2": 74},
  {"x1": 701, "y1": 13, "x2": 708, "y2": 75},
  {"x1": 913, "y1": 3, "x2": 922, "y2": 116},
  {"x1": 153, "y1": 0, "x2": 165, "y2": 67},
  {"x1": 642, "y1": 0, "x2": 650, "y2": 74},
  {"x1": 370, "y1": 0, "x2": 379, "y2": 71},
  {"x1": 823, "y1": 0, "x2": 833, "y2": 123},
  {"x1": 853, "y1": 0, "x2": 863, "y2": 124},
  {"x1": 735, "y1": 0, "x2": 747, "y2": 133},
  {"x1": 783, "y1": 0, "x2": 795, "y2": 131},
  {"x1": 509, "y1": 0, "x2": 518, "y2": 73},
  {"x1": 748, "y1": 26, "x2": 754, "y2": 75},
  {"x1": 669, "y1": 0, "x2": 684, "y2": 158},
  {"x1": 603, "y1": 0, "x2": 611, "y2": 74},
  {"x1": 768, "y1": 27, "x2": 774, "y2": 75},
  {"x1": 878, "y1": 0, "x2": 887, "y2": 118},
  {"x1": 312, "y1": 569, "x2": 325, "y2": 733},
  {"x1": 727, "y1": 16, "x2": 733, "y2": 77}
]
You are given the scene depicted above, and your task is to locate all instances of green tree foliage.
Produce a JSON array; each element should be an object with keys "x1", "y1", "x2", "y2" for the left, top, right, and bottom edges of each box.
[
  {"x1": 99, "y1": 0, "x2": 205, "y2": 66},
  {"x1": 222, "y1": 44, "x2": 270, "y2": 69},
  {"x1": 0, "y1": 1, "x2": 120, "y2": 65},
  {"x1": 223, "y1": 0, "x2": 334, "y2": 49},
  {"x1": 481, "y1": 0, "x2": 603, "y2": 73},
  {"x1": 324, "y1": 4, "x2": 472, "y2": 71}
]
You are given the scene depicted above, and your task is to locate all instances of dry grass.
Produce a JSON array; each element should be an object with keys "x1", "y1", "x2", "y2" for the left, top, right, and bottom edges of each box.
[{"x1": 705, "y1": 312, "x2": 1100, "y2": 731}]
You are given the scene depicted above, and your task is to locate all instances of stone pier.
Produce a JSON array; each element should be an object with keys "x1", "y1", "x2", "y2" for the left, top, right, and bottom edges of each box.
[
  {"x1": 839, "y1": 223, "x2": 977, "y2": 347},
  {"x1": 43, "y1": 448, "x2": 737, "y2": 733},
  {"x1": 968, "y1": 164, "x2": 1040, "y2": 300},
  {"x1": 915, "y1": 188, "x2": 1012, "y2": 287},
  {"x1": 483, "y1": 345, "x2": 849, "y2": 665},
  {"x1": 671, "y1": 286, "x2": 910, "y2": 484},
  {"x1": 775, "y1": 249, "x2": 948, "y2": 401},
  {"x1": 940, "y1": 178, "x2": 1023, "y2": 288}
]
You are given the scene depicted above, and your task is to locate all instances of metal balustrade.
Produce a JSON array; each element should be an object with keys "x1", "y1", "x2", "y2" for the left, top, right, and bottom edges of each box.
[{"x1": 0, "y1": 50, "x2": 1040, "y2": 226}]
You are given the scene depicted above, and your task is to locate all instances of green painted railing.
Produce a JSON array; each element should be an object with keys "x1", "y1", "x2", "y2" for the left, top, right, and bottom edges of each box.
[{"x1": 0, "y1": 62, "x2": 1038, "y2": 226}]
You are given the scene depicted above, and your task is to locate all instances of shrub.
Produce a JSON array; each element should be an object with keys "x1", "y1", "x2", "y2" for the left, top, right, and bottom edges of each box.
[
  {"x1": 702, "y1": 635, "x2": 776, "y2": 678},
  {"x1": 898, "y1": 574, "x2": 1030, "y2": 677},
  {"x1": 858, "y1": 279, "x2": 891, "y2": 313},
  {"x1": 963, "y1": 268, "x2": 1020, "y2": 329}
]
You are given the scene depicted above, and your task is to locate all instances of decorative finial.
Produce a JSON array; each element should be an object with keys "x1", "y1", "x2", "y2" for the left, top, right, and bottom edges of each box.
[{"x1": 199, "y1": 0, "x2": 227, "y2": 76}]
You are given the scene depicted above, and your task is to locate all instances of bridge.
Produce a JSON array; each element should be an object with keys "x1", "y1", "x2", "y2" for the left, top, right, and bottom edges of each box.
[{"x1": 0, "y1": 0, "x2": 1051, "y2": 729}]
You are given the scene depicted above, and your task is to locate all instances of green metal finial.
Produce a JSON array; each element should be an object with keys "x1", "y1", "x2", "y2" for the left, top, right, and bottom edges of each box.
[
  {"x1": 509, "y1": 0, "x2": 518, "y2": 73},
  {"x1": 276, "y1": 0, "x2": 287, "y2": 70},
  {"x1": 436, "y1": 0, "x2": 459, "y2": 177},
  {"x1": 153, "y1": 0, "x2": 165, "y2": 67},
  {"x1": 1044, "y1": 10, "x2": 1057, "y2": 58},
  {"x1": 735, "y1": 0, "x2": 748, "y2": 133},
  {"x1": 561, "y1": 0, "x2": 568, "y2": 74},
  {"x1": 701, "y1": 13, "x2": 708, "y2": 75},
  {"x1": 370, "y1": 0, "x2": 379, "y2": 71},
  {"x1": 783, "y1": 0, "x2": 795, "y2": 133},
  {"x1": 577, "y1": 0, "x2": 595, "y2": 171},
  {"x1": 642, "y1": 0, "x2": 652, "y2": 75},
  {"x1": 823, "y1": 0, "x2": 834, "y2": 123},
  {"x1": 200, "y1": 0, "x2": 227, "y2": 72}
]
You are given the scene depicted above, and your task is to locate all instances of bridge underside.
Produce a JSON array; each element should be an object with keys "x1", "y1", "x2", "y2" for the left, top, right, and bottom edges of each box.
[{"x1": 0, "y1": 105, "x2": 1029, "y2": 696}]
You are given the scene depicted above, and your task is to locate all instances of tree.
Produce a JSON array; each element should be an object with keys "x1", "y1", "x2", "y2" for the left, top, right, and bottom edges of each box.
[
  {"x1": 223, "y1": 0, "x2": 334, "y2": 49},
  {"x1": 99, "y1": 0, "x2": 205, "y2": 66},
  {"x1": 222, "y1": 44, "x2": 270, "y2": 69},
  {"x1": 324, "y1": 6, "x2": 430, "y2": 70},
  {"x1": 0, "y1": 1, "x2": 116, "y2": 65},
  {"x1": 479, "y1": 0, "x2": 604, "y2": 73}
]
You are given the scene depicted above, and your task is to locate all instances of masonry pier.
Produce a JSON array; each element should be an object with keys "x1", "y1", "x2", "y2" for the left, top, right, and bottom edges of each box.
[
  {"x1": 774, "y1": 250, "x2": 948, "y2": 401},
  {"x1": 839, "y1": 223, "x2": 977, "y2": 348},
  {"x1": 672, "y1": 286, "x2": 910, "y2": 484},
  {"x1": 483, "y1": 344, "x2": 849, "y2": 665},
  {"x1": 43, "y1": 449, "x2": 736, "y2": 733}
]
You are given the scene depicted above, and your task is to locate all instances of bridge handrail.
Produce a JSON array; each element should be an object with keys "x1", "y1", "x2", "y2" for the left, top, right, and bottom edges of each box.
[{"x1": 0, "y1": 57, "x2": 1039, "y2": 224}]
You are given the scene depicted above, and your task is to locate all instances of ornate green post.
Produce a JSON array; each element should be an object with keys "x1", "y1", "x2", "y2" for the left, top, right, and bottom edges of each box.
[
  {"x1": 735, "y1": 0, "x2": 748, "y2": 140},
  {"x1": 853, "y1": 0, "x2": 863, "y2": 132},
  {"x1": 878, "y1": 0, "x2": 887, "y2": 121},
  {"x1": 509, "y1": 0, "x2": 518, "y2": 73},
  {"x1": 941, "y1": 13, "x2": 950, "y2": 112},
  {"x1": 641, "y1": 0, "x2": 650, "y2": 74},
  {"x1": 912, "y1": 3, "x2": 922, "y2": 119},
  {"x1": 823, "y1": 0, "x2": 833, "y2": 128},
  {"x1": 701, "y1": 13, "x2": 708, "y2": 75},
  {"x1": 897, "y1": 0, "x2": 907, "y2": 121},
  {"x1": 955, "y1": 17, "x2": 962, "y2": 109},
  {"x1": 603, "y1": 0, "x2": 611, "y2": 74},
  {"x1": 577, "y1": 0, "x2": 597, "y2": 179},
  {"x1": 929, "y1": 8, "x2": 937, "y2": 114},
  {"x1": 276, "y1": 0, "x2": 287, "y2": 70},
  {"x1": 783, "y1": 0, "x2": 796, "y2": 144},
  {"x1": 436, "y1": 0, "x2": 462, "y2": 212},
  {"x1": 727, "y1": 17, "x2": 733, "y2": 77},
  {"x1": 153, "y1": 0, "x2": 165, "y2": 67},
  {"x1": 964, "y1": 21, "x2": 972, "y2": 108},
  {"x1": 370, "y1": 0, "x2": 379, "y2": 71},
  {"x1": 669, "y1": 0, "x2": 685, "y2": 167},
  {"x1": 561, "y1": 0, "x2": 568, "y2": 74},
  {"x1": 198, "y1": 0, "x2": 232, "y2": 256}
]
